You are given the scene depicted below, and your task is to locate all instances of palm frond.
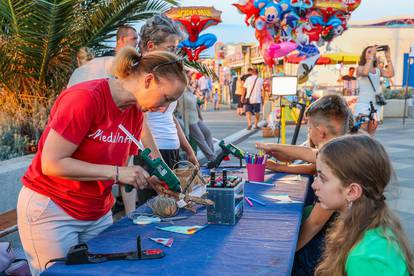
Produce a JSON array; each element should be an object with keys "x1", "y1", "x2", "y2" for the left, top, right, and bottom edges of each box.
[
  {"x1": 76, "y1": 0, "x2": 177, "y2": 50},
  {"x1": 0, "y1": 0, "x2": 28, "y2": 35},
  {"x1": 17, "y1": 0, "x2": 77, "y2": 82},
  {"x1": 184, "y1": 60, "x2": 218, "y2": 80}
]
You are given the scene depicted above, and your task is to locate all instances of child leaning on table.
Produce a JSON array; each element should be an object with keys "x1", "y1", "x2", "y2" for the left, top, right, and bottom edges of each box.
[
  {"x1": 314, "y1": 135, "x2": 414, "y2": 276},
  {"x1": 256, "y1": 94, "x2": 353, "y2": 276}
]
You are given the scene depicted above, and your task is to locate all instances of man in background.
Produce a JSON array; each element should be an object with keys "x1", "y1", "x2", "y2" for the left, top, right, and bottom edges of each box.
[
  {"x1": 242, "y1": 68, "x2": 264, "y2": 130},
  {"x1": 338, "y1": 66, "x2": 357, "y2": 96}
]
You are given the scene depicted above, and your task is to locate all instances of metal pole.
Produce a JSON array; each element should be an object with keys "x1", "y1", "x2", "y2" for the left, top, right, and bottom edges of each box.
[{"x1": 403, "y1": 56, "x2": 412, "y2": 126}]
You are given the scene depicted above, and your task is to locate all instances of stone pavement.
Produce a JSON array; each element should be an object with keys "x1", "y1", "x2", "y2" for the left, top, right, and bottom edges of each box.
[{"x1": 204, "y1": 109, "x2": 414, "y2": 249}]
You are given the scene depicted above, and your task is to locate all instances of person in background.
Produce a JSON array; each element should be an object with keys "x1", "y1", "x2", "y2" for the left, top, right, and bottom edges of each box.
[
  {"x1": 314, "y1": 135, "x2": 414, "y2": 276},
  {"x1": 17, "y1": 48, "x2": 186, "y2": 275},
  {"x1": 354, "y1": 45, "x2": 394, "y2": 133},
  {"x1": 213, "y1": 88, "x2": 219, "y2": 110},
  {"x1": 235, "y1": 75, "x2": 245, "y2": 115},
  {"x1": 177, "y1": 71, "x2": 216, "y2": 163},
  {"x1": 67, "y1": 25, "x2": 138, "y2": 88},
  {"x1": 338, "y1": 67, "x2": 357, "y2": 96},
  {"x1": 242, "y1": 68, "x2": 264, "y2": 130},
  {"x1": 198, "y1": 74, "x2": 212, "y2": 110},
  {"x1": 76, "y1": 47, "x2": 94, "y2": 67},
  {"x1": 134, "y1": 14, "x2": 199, "y2": 207}
]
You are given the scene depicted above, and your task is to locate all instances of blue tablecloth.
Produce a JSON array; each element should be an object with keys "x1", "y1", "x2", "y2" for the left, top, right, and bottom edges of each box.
[{"x1": 43, "y1": 171, "x2": 309, "y2": 276}]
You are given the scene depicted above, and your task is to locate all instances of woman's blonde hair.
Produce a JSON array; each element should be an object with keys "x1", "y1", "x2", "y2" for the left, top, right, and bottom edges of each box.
[
  {"x1": 315, "y1": 134, "x2": 414, "y2": 276},
  {"x1": 76, "y1": 47, "x2": 94, "y2": 66},
  {"x1": 111, "y1": 46, "x2": 186, "y2": 85}
]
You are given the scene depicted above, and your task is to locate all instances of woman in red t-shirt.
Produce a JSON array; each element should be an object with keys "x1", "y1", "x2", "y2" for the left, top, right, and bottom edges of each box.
[{"x1": 17, "y1": 47, "x2": 187, "y2": 275}]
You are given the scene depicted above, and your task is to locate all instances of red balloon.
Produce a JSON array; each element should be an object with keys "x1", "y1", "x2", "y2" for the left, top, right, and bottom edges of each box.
[{"x1": 233, "y1": 0, "x2": 261, "y2": 26}]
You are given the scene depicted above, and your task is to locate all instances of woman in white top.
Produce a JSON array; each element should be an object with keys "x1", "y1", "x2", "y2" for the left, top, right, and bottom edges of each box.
[
  {"x1": 134, "y1": 15, "x2": 199, "y2": 206},
  {"x1": 354, "y1": 45, "x2": 394, "y2": 133}
]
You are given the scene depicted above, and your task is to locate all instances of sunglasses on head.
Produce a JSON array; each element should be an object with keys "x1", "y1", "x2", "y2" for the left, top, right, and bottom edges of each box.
[{"x1": 152, "y1": 58, "x2": 184, "y2": 72}]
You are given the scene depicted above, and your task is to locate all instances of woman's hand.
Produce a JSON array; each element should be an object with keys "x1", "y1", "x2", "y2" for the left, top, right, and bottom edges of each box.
[
  {"x1": 384, "y1": 46, "x2": 392, "y2": 61},
  {"x1": 118, "y1": 166, "x2": 150, "y2": 190},
  {"x1": 187, "y1": 151, "x2": 200, "y2": 167}
]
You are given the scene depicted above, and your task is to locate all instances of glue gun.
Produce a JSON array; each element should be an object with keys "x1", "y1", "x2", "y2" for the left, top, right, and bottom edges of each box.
[
  {"x1": 118, "y1": 124, "x2": 181, "y2": 193},
  {"x1": 208, "y1": 140, "x2": 245, "y2": 169},
  {"x1": 126, "y1": 148, "x2": 181, "y2": 193}
]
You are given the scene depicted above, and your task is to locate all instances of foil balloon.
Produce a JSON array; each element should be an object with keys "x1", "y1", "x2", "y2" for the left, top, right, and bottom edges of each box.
[
  {"x1": 232, "y1": 0, "x2": 363, "y2": 69},
  {"x1": 165, "y1": 7, "x2": 222, "y2": 61},
  {"x1": 233, "y1": 0, "x2": 261, "y2": 26}
]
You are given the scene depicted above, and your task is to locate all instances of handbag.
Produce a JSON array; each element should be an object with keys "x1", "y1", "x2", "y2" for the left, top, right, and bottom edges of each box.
[
  {"x1": 368, "y1": 75, "x2": 387, "y2": 106},
  {"x1": 243, "y1": 77, "x2": 259, "y2": 105}
]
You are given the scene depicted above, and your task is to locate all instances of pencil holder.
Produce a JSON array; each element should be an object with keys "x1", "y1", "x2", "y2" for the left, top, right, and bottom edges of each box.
[{"x1": 246, "y1": 163, "x2": 265, "y2": 182}]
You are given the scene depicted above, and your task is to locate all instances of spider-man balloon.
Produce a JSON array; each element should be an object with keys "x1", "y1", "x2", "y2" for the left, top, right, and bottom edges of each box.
[{"x1": 165, "y1": 7, "x2": 222, "y2": 61}]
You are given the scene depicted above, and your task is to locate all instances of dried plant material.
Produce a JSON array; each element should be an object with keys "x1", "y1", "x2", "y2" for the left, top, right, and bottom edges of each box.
[
  {"x1": 184, "y1": 195, "x2": 214, "y2": 206},
  {"x1": 147, "y1": 196, "x2": 178, "y2": 218},
  {"x1": 171, "y1": 161, "x2": 214, "y2": 207}
]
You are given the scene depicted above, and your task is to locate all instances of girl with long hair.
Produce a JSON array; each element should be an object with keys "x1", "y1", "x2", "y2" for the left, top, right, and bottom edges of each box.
[{"x1": 314, "y1": 135, "x2": 414, "y2": 276}]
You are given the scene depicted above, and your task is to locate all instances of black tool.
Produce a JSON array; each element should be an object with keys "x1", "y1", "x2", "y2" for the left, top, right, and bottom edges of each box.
[
  {"x1": 289, "y1": 101, "x2": 307, "y2": 145},
  {"x1": 376, "y1": 45, "x2": 389, "y2": 52},
  {"x1": 47, "y1": 235, "x2": 164, "y2": 267},
  {"x1": 222, "y1": 170, "x2": 228, "y2": 187},
  {"x1": 207, "y1": 141, "x2": 245, "y2": 169},
  {"x1": 351, "y1": 101, "x2": 377, "y2": 132},
  {"x1": 209, "y1": 170, "x2": 216, "y2": 187}
]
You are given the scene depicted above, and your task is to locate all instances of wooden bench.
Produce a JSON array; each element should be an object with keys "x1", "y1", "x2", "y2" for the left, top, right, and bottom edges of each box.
[{"x1": 0, "y1": 209, "x2": 18, "y2": 238}]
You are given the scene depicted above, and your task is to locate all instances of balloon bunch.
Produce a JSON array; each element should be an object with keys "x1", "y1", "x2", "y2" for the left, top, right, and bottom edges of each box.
[
  {"x1": 233, "y1": 0, "x2": 362, "y2": 74},
  {"x1": 165, "y1": 7, "x2": 222, "y2": 61}
]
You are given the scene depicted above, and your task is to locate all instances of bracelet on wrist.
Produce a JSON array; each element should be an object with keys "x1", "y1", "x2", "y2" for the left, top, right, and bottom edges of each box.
[{"x1": 115, "y1": 165, "x2": 119, "y2": 183}]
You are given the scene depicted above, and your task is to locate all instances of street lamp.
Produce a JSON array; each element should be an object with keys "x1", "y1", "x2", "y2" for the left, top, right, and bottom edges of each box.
[{"x1": 403, "y1": 44, "x2": 414, "y2": 125}]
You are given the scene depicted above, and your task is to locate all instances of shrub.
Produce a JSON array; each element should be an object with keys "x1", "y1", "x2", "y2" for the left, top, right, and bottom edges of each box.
[{"x1": 383, "y1": 88, "x2": 413, "y2": 100}]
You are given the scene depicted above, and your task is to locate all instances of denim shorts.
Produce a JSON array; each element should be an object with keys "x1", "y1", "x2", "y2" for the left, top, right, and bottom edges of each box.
[{"x1": 245, "y1": 103, "x2": 261, "y2": 114}]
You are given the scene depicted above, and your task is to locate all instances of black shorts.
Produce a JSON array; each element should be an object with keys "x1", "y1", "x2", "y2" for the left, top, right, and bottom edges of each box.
[
  {"x1": 245, "y1": 103, "x2": 261, "y2": 114},
  {"x1": 234, "y1": 95, "x2": 243, "y2": 108}
]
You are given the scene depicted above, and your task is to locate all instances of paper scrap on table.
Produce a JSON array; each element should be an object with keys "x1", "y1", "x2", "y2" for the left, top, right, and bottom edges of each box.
[
  {"x1": 149, "y1": 237, "x2": 174, "y2": 248},
  {"x1": 133, "y1": 216, "x2": 161, "y2": 225},
  {"x1": 279, "y1": 175, "x2": 302, "y2": 182},
  {"x1": 156, "y1": 225, "x2": 208, "y2": 235},
  {"x1": 262, "y1": 194, "x2": 301, "y2": 203}
]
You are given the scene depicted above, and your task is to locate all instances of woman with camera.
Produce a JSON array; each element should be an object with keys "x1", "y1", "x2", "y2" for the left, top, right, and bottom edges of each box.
[{"x1": 354, "y1": 45, "x2": 394, "y2": 134}]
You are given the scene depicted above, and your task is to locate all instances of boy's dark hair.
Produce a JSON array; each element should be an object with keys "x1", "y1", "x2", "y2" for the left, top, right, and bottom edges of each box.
[{"x1": 305, "y1": 94, "x2": 351, "y2": 136}]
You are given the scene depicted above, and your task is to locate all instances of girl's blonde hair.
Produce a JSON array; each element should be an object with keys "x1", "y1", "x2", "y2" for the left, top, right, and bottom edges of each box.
[
  {"x1": 315, "y1": 134, "x2": 414, "y2": 276},
  {"x1": 111, "y1": 46, "x2": 186, "y2": 85}
]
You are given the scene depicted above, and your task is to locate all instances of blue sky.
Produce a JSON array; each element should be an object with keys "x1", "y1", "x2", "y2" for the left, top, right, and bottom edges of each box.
[{"x1": 179, "y1": 0, "x2": 414, "y2": 45}]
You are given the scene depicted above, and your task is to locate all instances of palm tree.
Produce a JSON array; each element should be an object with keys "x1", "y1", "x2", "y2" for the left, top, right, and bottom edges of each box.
[{"x1": 0, "y1": 0, "x2": 178, "y2": 102}]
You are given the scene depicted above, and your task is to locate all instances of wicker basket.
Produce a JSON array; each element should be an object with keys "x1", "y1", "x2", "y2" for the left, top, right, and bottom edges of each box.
[
  {"x1": 174, "y1": 167, "x2": 205, "y2": 193},
  {"x1": 262, "y1": 127, "x2": 280, "y2": 138}
]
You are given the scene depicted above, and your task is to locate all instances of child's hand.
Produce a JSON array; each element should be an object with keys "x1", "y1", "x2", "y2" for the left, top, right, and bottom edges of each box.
[
  {"x1": 256, "y1": 142, "x2": 272, "y2": 152},
  {"x1": 265, "y1": 159, "x2": 277, "y2": 170},
  {"x1": 265, "y1": 159, "x2": 285, "y2": 171}
]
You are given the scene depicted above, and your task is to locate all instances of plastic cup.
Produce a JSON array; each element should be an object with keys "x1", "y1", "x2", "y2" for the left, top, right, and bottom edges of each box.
[{"x1": 246, "y1": 163, "x2": 265, "y2": 182}]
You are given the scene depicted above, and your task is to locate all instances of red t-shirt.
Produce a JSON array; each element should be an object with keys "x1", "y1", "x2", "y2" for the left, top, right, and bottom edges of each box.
[{"x1": 22, "y1": 79, "x2": 143, "y2": 220}]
